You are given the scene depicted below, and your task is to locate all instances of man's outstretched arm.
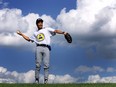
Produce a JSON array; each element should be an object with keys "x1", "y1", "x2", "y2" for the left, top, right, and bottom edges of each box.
[
  {"x1": 54, "y1": 29, "x2": 67, "y2": 35},
  {"x1": 16, "y1": 30, "x2": 31, "y2": 42},
  {"x1": 54, "y1": 29, "x2": 72, "y2": 43}
]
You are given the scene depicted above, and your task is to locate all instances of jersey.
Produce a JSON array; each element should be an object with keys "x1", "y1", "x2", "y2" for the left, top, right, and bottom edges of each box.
[{"x1": 30, "y1": 27, "x2": 56, "y2": 45}]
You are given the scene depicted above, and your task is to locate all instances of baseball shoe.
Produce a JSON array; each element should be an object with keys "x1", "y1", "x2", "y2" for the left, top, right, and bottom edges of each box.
[
  {"x1": 35, "y1": 78, "x2": 39, "y2": 84},
  {"x1": 44, "y1": 79, "x2": 48, "y2": 84}
]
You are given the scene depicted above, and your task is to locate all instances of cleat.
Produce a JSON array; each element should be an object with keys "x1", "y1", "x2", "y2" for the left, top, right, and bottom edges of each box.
[
  {"x1": 35, "y1": 78, "x2": 39, "y2": 84},
  {"x1": 44, "y1": 79, "x2": 48, "y2": 84}
]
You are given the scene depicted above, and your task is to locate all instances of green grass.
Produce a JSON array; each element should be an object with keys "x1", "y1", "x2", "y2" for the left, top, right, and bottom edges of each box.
[{"x1": 0, "y1": 83, "x2": 116, "y2": 87}]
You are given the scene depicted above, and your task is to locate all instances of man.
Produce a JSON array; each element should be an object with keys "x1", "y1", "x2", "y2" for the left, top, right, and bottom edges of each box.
[{"x1": 17, "y1": 18, "x2": 67, "y2": 84}]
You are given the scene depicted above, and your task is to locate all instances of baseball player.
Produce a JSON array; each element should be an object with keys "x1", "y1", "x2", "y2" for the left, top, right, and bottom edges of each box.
[{"x1": 17, "y1": 18, "x2": 67, "y2": 84}]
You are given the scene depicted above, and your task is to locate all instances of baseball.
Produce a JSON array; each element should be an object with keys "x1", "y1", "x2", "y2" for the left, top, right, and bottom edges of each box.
[{"x1": 17, "y1": 30, "x2": 21, "y2": 34}]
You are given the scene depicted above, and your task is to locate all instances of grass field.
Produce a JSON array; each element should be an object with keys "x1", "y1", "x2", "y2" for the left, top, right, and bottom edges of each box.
[{"x1": 0, "y1": 83, "x2": 116, "y2": 87}]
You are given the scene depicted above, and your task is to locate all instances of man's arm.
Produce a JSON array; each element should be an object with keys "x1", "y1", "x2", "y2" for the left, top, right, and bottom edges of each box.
[
  {"x1": 54, "y1": 29, "x2": 72, "y2": 43},
  {"x1": 16, "y1": 30, "x2": 31, "y2": 42},
  {"x1": 54, "y1": 29, "x2": 67, "y2": 35}
]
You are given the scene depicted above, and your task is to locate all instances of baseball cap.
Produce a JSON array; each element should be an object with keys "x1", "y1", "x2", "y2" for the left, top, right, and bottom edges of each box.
[{"x1": 36, "y1": 18, "x2": 43, "y2": 25}]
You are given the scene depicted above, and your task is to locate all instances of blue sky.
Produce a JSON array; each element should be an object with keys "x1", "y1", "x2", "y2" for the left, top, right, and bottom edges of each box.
[
  {"x1": 4, "y1": 0, "x2": 76, "y2": 18},
  {"x1": 0, "y1": 0, "x2": 116, "y2": 83}
]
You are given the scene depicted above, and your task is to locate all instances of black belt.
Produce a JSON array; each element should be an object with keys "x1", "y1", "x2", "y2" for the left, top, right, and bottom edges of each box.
[{"x1": 36, "y1": 44, "x2": 51, "y2": 51}]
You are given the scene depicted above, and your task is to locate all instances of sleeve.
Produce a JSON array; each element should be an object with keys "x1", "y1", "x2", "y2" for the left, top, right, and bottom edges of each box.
[
  {"x1": 29, "y1": 34, "x2": 35, "y2": 42},
  {"x1": 47, "y1": 27, "x2": 56, "y2": 36}
]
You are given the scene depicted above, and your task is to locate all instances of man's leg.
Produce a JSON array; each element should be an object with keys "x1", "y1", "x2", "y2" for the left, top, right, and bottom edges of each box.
[
  {"x1": 43, "y1": 47, "x2": 50, "y2": 84},
  {"x1": 44, "y1": 68, "x2": 49, "y2": 84},
  {"x1": 35, "y1": 46, "x2": 43, "y2": 83}
]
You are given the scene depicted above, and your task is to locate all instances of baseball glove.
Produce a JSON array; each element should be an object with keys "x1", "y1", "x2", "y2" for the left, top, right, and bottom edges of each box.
[{"x1": 64, "y1": 33, "x2": 72, "y2": 43}]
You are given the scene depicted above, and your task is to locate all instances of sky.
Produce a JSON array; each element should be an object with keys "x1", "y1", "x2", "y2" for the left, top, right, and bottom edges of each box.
[{"x1": 0, "y1": 0, "x2": 116, "y2": 83}]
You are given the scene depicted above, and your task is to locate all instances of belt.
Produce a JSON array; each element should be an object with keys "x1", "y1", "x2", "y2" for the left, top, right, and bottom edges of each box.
[{"x1": 36, "y1": 44, "x2": 51, "y2": 51}]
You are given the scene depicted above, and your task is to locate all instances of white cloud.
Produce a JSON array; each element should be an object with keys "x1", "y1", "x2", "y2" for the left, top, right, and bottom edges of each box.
[
  {"x1": 87, "y1": 74, "x2": 116, "y2": 83},
  {"x1": 87, "y1": 74, "x2": 101, "y2": 83},
  {"x1": 56, "y1": 0, "x2": 116, "y2": 58},
  {"x1": 0, "y1": 0, "x2": 116, "y2": 59},
  {"x1": 75, "y1": 65, "x2": 105, "y2": 73},
  {"x1": 75, "y1": 65, "x2": 116, "y2": 74},
  {"x1": 75, "y1": 65, "x2": 116, "y2": 83},
  {"x1": 57, "y1": 0, "x2": 116, "y2": 35},
  {"x1": 1, "y1": 66, "x2": 116, "y2": 83},
  {"x1": 0, "y1": 66, "x2": 76, "y2": 83},
  {"x1": 48, "y1": 74, "x2": 77, "y2": 83},
  {"x1": 0, "y1": 68, "x2": 35, "y2": 83},
  {"x1": 0, "y1": 8, "x2": 33, "y2": 47},
  {"x1": 106, "y1": 67, "x2": 116, "y2": 72},
  {"x1": 0, "y1": 8, "x2": 57, "y2": 48}
]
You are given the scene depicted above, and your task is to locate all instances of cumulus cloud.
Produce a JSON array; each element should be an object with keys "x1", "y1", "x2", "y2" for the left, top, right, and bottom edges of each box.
[
  {"x1": 48, "y1": 74, "x2": 77, "y2": 83},
  {"x1": 106, "y1": 67, "x2": 116, "y2": 72},
  {"x1": 87, "y1": 74, "x2": 116, "y2": 83},
  {"x1": 0, "y1": 67, "x2": 35, "y2": 83},
  {"x1": 0, "y1": 0, "x2": 116, "y2": 58},
  {"x1": 75, "y1": 65, "x2": 116, "y2": 73},
  {"x1": 56, "y1": 0, "x2": 116, "y2": 58},
  {"x1": 75, "y1": 65, "x2": 105, "y2": 73},
  {"x1": 75, "y1": 66, "x2": 116, "y2": 83},
  {"x1": 0, "y1": 8, "x2": 56, "y2": 48},
  {"x1": 0, "y1": 66, "x2": 76, "y2": 83}
]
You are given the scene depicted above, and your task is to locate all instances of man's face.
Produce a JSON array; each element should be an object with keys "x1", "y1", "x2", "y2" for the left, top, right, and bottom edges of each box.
[{"x1": 37, "y1": 21, "x2": 43, "y2": 29}]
